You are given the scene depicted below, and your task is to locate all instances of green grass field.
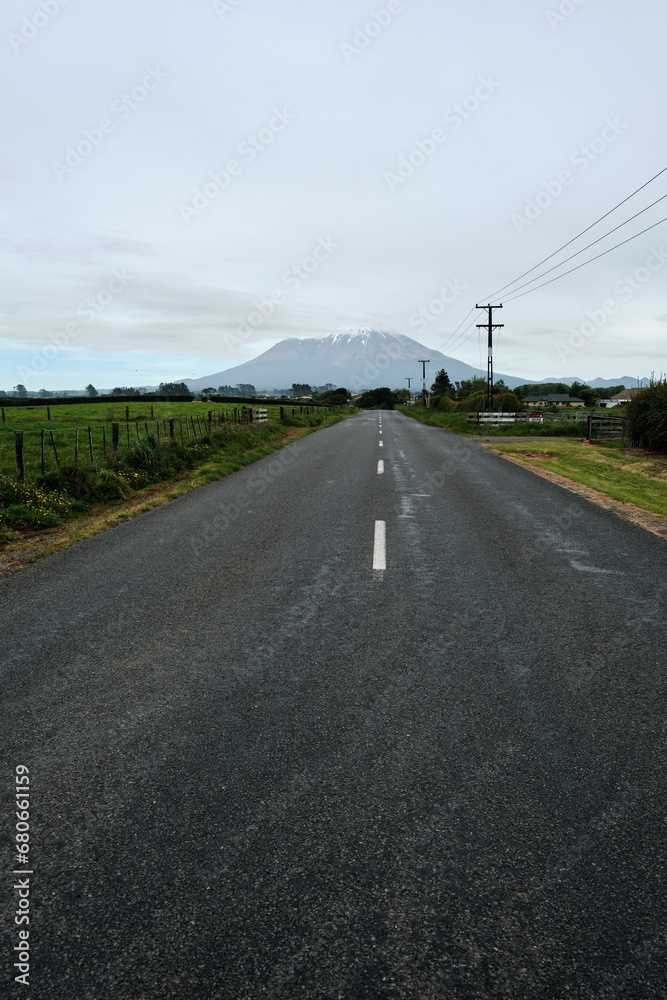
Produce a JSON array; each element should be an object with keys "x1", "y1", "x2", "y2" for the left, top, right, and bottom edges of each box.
[
  {"x1": 0, "y1": 399, "x2": 322, "y2": 481},
  {"x1": 490, "y1": 440, "x2": 667, "y2": 518}
]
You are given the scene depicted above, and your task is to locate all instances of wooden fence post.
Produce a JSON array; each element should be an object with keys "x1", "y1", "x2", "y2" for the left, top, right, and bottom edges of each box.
[
  {"x1": 151, "y1": 405, "x2": 154, "y2": 419},
  {"x1": 1, "y1": 406, "x2": 5, "y2": 423},
  {"x1": 233, "y1": 408, "x2": 237, "y2": 424},
  {"x1": 41, "y1": 429, "x2": 45, "y2": 474},
  {"x1": 47, "y1": 406, "x2": 51, "y2": 421},
  {"x1": 280, "y1": 406, "x2": 285, "y2": 419},
  {"x1": 88, "y1": 426, "x2": 94, "y2": 463},
  {"x1": 196, "y1": 415, "x2": 203, "y2": 436},
  {"x1": 180, "y1": 418, "x2": 184, "y2": 443},
  {"x1": 50, "y1": 430, "x2": 60, "y2": 468},
  {"x1": 156, "y1": 420, "x2": 160, "y2": 441},
  {"x1": 74, "y1": 426, "x2": 79, "y2": 465},
  {"x1": 186, "y1": 418, "x2": 191, "y2": 442},
  {"x1": 112, "y1": 422, "x2": 119, "y2": 453},
  {"x1": 136, "y1": 421, "x2": 140, "y2": 440},
  {"x1": 15, "y1": 430, "x2": 24, "y2": 481},
  {"x1": 208, "y1": 410, "x2": 213, "y2": 435},
  {"x1": 144, "y1": 421, "x2": 148, "y2": 439},
  {"x1": 169, "y1": 418, "x2": 175, "y2": 439}
]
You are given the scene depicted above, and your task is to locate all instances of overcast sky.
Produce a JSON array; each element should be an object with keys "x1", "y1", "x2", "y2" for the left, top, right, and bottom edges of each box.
[{"x1": 2, "y1": 0, "x2": 666, "y2": 390}]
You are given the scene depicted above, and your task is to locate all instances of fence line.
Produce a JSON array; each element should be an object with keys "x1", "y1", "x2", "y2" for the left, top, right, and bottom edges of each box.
[{"x1": 2, "y1": 405, "x2": 335, "y2": 482}]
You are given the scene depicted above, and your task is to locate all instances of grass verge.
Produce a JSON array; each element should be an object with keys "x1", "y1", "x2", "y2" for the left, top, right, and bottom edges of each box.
[
  {"x1": 486, "y1": 440, "x2": 667, "y2": 519},
  {"x1": 0, "y1": 413, "x2": 349, "y2": 575}
]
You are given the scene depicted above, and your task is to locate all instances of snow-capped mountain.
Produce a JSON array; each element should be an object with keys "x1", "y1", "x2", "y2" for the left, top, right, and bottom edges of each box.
[{"x1": 181, "y1": 329, "x2": 525, "y2": 392}]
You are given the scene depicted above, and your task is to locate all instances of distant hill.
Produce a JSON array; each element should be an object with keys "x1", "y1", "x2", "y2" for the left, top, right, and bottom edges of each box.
[
  {"x1": 537, "y1": 376, "x2": 639, "y2": 389},
  {"x1": 180, "y1": 330, "x2": 528, "y2": 393}
]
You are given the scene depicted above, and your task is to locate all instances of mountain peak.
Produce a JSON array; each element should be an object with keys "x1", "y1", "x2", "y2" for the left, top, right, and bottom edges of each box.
[
  {"x1": 179, "y1": 329, "x2": 517, "y2": 392},
  {"x1": 315, "y1": 327, "x2": 397, "y2": 346}
]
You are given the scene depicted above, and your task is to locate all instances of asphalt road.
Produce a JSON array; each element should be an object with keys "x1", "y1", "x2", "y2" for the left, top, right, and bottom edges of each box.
[{"x1": 2, "y1": 410, "x2": 666, "y2": 999}]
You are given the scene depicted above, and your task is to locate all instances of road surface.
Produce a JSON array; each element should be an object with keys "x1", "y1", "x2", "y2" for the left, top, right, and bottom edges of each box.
[{"x1": 2, "y1": 410, "x2": 666, "y2": 998}]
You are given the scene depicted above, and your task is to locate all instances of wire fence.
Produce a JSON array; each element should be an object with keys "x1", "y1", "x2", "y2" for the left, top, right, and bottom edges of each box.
[{"x1": 1, "y1": 405, "x2": 323, "y2": 482}]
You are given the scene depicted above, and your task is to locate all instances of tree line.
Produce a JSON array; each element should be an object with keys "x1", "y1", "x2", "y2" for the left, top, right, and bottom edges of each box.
[{"x1": 429, "y1": 370, "x2": 627, "y2": 407}]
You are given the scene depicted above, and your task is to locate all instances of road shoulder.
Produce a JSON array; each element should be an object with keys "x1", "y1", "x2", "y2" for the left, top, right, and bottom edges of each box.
[{"x1": 481, "y1": 443, "x2": 667, "y2": 542}]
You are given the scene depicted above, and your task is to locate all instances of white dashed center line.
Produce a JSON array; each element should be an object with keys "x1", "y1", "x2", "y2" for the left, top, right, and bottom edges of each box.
[
  {"x1": 377, "y1": 460, "x2": 384, "y2": 474},
  {"x1": 379, "y1": 441, "x2": 383, "y2": 447},
  {"x1": 373, "y1": 520, "x2": 386, "y2": 570}
]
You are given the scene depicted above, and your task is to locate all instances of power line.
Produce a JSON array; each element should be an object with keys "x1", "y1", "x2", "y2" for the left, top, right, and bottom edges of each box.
[
  {"x1": 484, "y1": 163, "x2": 667, "y2": 301},
  {"x1": 438, "y1": 313, "x2": 482, "y2": 357},
  {"x1": 435, "y1": 305, "x2": 478, "y2": 356},
  {"x1": 503, "y1": 214, "x2": 667, "y2": 302},
  {"x1": 491, "y1": 190, "x2": 667, "y2": 302}
]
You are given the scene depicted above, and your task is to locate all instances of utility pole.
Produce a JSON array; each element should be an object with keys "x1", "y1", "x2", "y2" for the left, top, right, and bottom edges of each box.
[
  {"x1": 405, "y1": 377, "x2": 412, "y2": 404},
  {"x1": 418, "y1": 360, "x2": 430, "y2": 408},
  {"x1": 476, "y1": 304, "x2": 503, "y2": 412}
]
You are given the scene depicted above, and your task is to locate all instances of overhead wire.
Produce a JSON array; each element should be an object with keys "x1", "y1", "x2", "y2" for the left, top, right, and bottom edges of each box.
[
  {"x1": 427, "y1": 165, "x2": 667, "y2": 381},
  {"x1": 489, "y1": 190, "x2": 667, "y2": 302},
  {"x1": 503, "y1": 214, "x2": 667, "y2": 302},
  {"x1": 435, "y1": 305, "x2": 478, "y2": 356},
  {"x1": 483, "y1": 162, "x2": 667, "y2": 302}
]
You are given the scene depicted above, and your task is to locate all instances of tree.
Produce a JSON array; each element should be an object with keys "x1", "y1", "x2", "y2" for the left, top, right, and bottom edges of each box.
[
  {"x1": 291, "y1": 383, "x2": 312, "y2": 397},
  {"x1": 38, "y1": 388, "x2": 53, "y2": 397},
  {"x1": 454, "y1": 376, "x2": 487, "y2": 400},
  {"x1": 580, "y1": 388, "x2": 601, "y2": 407},
  {"x1": 430, "y1": 369, "x2": 454, "y2": 398},
  {"x1": 569, "y1": 382, "x2": 599, "y2": 406},
  {"x1": 159, "y1": 382, "x2": 192, "y2": 395},
  {"x1": 357, "y1": 387, "x2": 395, "y2": 409},
  {"x1": 596, "y1": 384, "x2": 626, "y2": 400},
  {"x1": 110, "y1": 386, "x2": 138, "y2": 396},
  {"x1": 316, "y1": 387, "x2": 351, "y2": 403},
  {"x1": 514, "y1": 382, "x2": 569, "y2": 399},
  {"x1": 14, "y1": 384, "x2": 27, "y2": 397},
  {"x1": 237, "y1": 383, "x2": 256, "y2": 397},
  {"x1": 86, "y1": 384, "x2": 98, "y2": 397},
  {"x1": 625, "y1": 375, "x2": 667, "y2": 451}
]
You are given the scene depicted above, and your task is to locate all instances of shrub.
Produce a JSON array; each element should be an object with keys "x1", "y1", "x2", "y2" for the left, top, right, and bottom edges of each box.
[
  {"x1": 0, "y1": 480, "x2": 70, "y2": 530},
  {"x1": 625, "y1": 376, "x2": 667, "y2": 452}
]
